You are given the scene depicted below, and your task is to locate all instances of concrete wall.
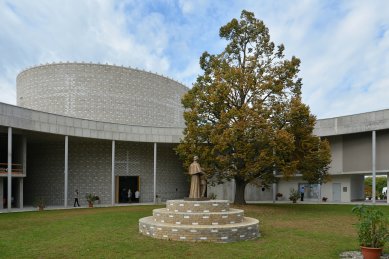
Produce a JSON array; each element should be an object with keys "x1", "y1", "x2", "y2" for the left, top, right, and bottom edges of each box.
[
  {"x1": 327, "y1": 136, "x2": 343, "y2": 174},
  {"x1": 207, "y1": 180, "x2": 274, "y2": 202},
  {"x1": 155, "y1": 143, "x2": 188, "y2": 200},
  {"x1": 245, "y1": 183, "x2": 273, "y2": 201},
  {"x1": 277, "y1": 178, "x2": 301, "y2": 201},
  {"x1": 377, "y1": 130, "x2": 389, "y2": 171},
  {"x1": 314, "y1": 109, "x2": 389, "y2": 136},
  {"x1": 207, "y1": 180, "x2": 236, "y2": 202},
  {"x1": 321, "y1": 175, "x2": 351, "y2": 202},
  {"x1": 0, "y1": 102, "x2": 184, "y2": 144},
  {"x1": 68, "y1": 138, "x2": 112, "y2": 206},
  {"x1": 24, "y1": 140, "x2": 65, "y2": 206},
  {"x1": 17, "y1": 63, "x2": 188, "y2": 128},
  {"x1": 343, "y1": 132, "x2": 371, "y2": 172}
]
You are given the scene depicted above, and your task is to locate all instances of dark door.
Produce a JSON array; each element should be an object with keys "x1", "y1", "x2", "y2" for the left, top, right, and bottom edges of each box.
[{"x1": 118, "y1": 176, "x2": 139, "y2": 203}]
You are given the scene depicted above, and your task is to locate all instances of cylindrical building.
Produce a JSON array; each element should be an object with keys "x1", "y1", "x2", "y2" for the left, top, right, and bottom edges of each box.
[{"x1": 16, "y1": 62, "x2": 188, "y2": 127}]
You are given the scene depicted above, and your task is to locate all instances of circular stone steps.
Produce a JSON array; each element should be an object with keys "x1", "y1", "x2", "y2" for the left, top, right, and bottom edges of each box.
[
  {"x1": 139, "y1": 200, "x2": 260, "y2": 243},
  {"x1": 152, "y1": 208, "x2": 245, "y2": 225},
  {"x1": 166, "y1": 200, "x2": 230, "y2": 213}
]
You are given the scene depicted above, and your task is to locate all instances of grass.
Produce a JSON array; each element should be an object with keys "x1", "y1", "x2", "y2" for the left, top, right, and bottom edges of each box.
[{"x1": 0, "y1": 204, "x2": 388, "y2": 258}]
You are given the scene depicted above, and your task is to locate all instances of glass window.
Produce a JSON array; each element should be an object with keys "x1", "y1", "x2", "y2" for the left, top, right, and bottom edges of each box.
[{"x1": 298, "y1": 183, "x2": 320, "y2": 200}]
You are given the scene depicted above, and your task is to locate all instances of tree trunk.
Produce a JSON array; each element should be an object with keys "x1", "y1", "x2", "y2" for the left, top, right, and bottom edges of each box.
[{"x1": 234, "y1": 178, "x2": 247, "y2": 205}]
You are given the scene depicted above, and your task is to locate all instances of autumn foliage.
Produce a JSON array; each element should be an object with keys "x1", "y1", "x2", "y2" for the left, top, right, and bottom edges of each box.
[{"x1": 176, "y1": 10, "x2": 331, "y2": 204}]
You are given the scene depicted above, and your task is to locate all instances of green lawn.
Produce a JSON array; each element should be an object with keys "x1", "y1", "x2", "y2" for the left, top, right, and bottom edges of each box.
[{"x1": 0, "y1": 204, "x2": 388, "y2": 258}]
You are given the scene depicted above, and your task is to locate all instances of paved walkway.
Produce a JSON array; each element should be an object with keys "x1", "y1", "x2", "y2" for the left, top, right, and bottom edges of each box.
[
  {"x1": 247, "y1": 199, "x2": 389, "y2": 205},
  {"x1": 0, "y1": 202, "x2": 157, "y2": 213},
  {"x1": 1, "y1": 200, "x2": 388, "y2": 214}
]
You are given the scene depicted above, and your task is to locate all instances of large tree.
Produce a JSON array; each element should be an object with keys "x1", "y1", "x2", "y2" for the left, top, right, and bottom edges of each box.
[{"x1": 176, "y1": 10, "x2": 331, "y2": 204}]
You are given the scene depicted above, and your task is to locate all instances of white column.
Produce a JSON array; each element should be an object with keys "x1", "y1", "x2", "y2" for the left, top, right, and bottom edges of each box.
[
  {"x1": 7, "y1": 127, "x2": 12, "y2": 211},
  {"x1": 153, "y1": 143, "x2": 157, "y2": 204},
  {"x1": 319, "y1": 184, "x2": 322, "y2": 202},
  {"x1": 23, "y1": 136, "x2": 27, "y2": 176},
  {"x1": 19, "y1": 178, "x2": 23, "y2": 209},
  {"x1": 21, "y1": 136, "x2": 26, "y2": 209},
  {"x1": 372, "y1": 131, "x2": 376, "y2": 204},
  {"x1": 272, "y1": 149, "x2": 276, "y2": 203},
  {"x1": 0, "y1": 178, "x2": 3, "y2": 209},
  {"x1": 387, "y1": 173, "x2": 389, "y2": 204},
  {"x1": 111, "y1": 140, "x2": 115, "y2": 206},
  {"x1": 64, "y1": 136, "x2": 68, "y2": 208}
]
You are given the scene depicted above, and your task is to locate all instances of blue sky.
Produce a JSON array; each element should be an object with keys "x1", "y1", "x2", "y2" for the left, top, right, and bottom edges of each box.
[{"x1": 1, "y1": 0, "x2": 389, "y2": 119}]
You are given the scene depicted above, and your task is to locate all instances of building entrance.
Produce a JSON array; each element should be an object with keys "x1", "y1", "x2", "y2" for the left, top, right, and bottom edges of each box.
[{"x1": 117, "y1": 176, "x2": 139, "y2": 203}]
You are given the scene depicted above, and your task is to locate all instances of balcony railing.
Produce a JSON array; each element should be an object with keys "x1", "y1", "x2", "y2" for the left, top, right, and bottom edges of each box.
[{"x1": 0, "y1": 163, "x2": 24, "y2": 176}]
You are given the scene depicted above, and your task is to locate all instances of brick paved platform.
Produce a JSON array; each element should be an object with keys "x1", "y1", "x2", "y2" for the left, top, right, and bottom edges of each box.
[{"x1": 139, "y1": 200, "x2": 259, "y2": 243}]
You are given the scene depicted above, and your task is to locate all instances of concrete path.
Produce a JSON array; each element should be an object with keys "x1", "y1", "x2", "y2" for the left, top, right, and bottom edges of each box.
[{"x1": 1, "y1": 200, "x2": 388, "y2": 214}]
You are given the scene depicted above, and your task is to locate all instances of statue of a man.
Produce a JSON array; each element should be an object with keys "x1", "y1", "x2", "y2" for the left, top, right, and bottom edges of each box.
[{"x1": 188, "y1": 156, "x2": 203, "y2": 198}]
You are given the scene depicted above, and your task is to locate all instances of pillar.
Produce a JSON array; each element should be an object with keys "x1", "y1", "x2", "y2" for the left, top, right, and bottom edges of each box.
[
  {"x1": 7, "y1": 127, "x2": 12, "y2": 211},
  {"x1": 272, "y1": 149, "x2": 276, "y2": 203},
  {"x1": 22, "y1": 136, "x2": 27, "y2": 176},
  {"x1": 0, "y1": 178, "x2": 3, "y2": 209},
  {"x1": 64, "y1": 136, "x2": 68, "y2": 208},
  {"x1": 21, "y1": 136, "x2": 26, "y2": 209},
  {"x1": 153, "y1": 143, "x2": 157, "y2": 204},
  {"x1": 387, "y1": 173, "x2": 389, "y2": 204},
  {"x1": 111, "y1": 140, "x2": 115, "y2": 206},
  {"x1": 372, "y1": 131, "x2": 376, "y2": 204},
  {"x1": 19, "y1": 178, "x2": 23, "y2": 209}
]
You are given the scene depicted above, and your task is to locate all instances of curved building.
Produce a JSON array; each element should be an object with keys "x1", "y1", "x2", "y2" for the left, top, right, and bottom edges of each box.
[
  {"x1": 0, "y1": 62, "x2": 189, "y2": 210},
  {"x1": 17, "y1": 63, "x2": 187, "y2": 127}
]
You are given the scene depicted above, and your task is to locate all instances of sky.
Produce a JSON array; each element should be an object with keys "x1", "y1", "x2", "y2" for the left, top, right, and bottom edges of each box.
[{"x1": 1, "y1": 0, "x2": 389, "y2": 119}]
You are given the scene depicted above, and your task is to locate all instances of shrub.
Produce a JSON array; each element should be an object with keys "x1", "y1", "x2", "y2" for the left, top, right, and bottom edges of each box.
[
  {"x1": 352, "y1": 205, "x2": 389, "y2": 248},
  {"x1": 289, "y1": 188, "x2": 300, "y2": 203},
  {"x1": 85, "y1": 193, "x2": 99, "y2": 204}
]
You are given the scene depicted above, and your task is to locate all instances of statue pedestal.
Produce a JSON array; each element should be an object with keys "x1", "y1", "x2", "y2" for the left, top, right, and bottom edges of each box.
[
  {"x1": 139, "y1": 199, "x2": 259, "y2": 243},
  {"x1": 183, "y1": 197, "x2": 210, "y2": 201}
]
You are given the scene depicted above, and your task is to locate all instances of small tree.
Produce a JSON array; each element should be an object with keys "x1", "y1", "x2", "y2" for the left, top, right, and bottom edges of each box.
[
  {"x1": 352, "y1": 205, "x2": 389, "y2": 248},
  {"x1": 365, "y1": 176, "x2": 387, "y2": 198},
  {"x1": 176, "y1": 10, "x2": 331, "y2": 204}
]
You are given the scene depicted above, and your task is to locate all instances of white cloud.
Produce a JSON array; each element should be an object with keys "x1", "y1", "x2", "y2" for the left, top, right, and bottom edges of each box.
[
  {"x1": 0, "y1": 0, "x2": 173, "y2": 104},
  {"x1": 178, "y1": 0, "x2": 211, "y2": 15},
  {"x1": 240, "y1": 0, "x2": 389, "y2": 118},
  {"x1": 0, "y1": 0, "x2": 389, "y2": 119}
]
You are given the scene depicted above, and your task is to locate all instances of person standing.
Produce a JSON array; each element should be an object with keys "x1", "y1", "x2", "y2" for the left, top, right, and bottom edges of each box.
[
  {"x1": 135, "y1": 190, "x2": 140, "y2": 203},
  {"x1": 74, "y1": 189, "x2": 80, "y2": 207},
  {"x1": 300, "y1": 186, "x2": 305, "y2": 201}
]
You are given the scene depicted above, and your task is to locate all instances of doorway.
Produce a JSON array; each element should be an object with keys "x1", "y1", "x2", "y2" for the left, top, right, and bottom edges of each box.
[
  {"x1": 332, "y1": 183, "x2": 341, "y2": 202},
  {"x1": 117, "y1": 176, "x2": 139, "y2": 203}
]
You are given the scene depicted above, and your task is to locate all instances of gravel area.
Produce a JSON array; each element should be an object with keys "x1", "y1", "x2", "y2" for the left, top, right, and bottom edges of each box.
[{"x1": 340, "y1": 251, "x2": 389, "y2": 258}]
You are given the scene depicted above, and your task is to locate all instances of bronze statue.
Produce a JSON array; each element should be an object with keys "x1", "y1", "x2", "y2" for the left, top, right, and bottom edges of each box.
[{"x1": 188, "y1": 156, "x2": 203, "y2": 198}]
